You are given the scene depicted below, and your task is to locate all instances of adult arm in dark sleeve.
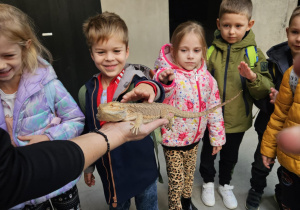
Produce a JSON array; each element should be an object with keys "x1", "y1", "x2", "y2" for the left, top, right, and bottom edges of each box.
[
  {"x1": 0, "y1": 119, "x2": 168, "y2": 209},
  {"x1": 0, "y1": 128, "x2": 84, "y2": 209}
]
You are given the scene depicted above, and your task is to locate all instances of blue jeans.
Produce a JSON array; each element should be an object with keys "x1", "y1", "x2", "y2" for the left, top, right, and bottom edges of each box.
[{"x1": 109, "y1": 180, "x2": 158, "y2": 210}]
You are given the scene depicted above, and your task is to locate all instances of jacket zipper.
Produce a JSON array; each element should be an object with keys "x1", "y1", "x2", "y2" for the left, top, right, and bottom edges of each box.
[
  {"x1": 109, "y1": 75, "x2": 139, "y2": 207},
  {"x1": 222, "y1": 44, "x2": 231, "y2": 114},
  {"x1": 91, "y1": 79, "x2": 118, "y2": 206},
  {"x1": 13, "y1": 84, "x2": 45, "y2": 146},
  {"x1": 193, "y1": 70, "x2": 202, "y2": 143},
  {"x1": 96, "y1": 74, "x2": 146, "y2": 206},
  {"x1": 14, "y1": 66, "x2": 55, "y2": 146}
]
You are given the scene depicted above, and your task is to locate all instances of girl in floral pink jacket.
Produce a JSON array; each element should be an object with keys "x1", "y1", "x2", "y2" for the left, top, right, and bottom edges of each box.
[{"x1": 154, "y1": 21, "x2": 225, "y2": 210}]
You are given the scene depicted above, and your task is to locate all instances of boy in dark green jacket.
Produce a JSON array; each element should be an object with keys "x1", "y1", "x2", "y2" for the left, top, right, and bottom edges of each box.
[{"x1": 199, "y1": 0, "x2": 274, "y2": 209}]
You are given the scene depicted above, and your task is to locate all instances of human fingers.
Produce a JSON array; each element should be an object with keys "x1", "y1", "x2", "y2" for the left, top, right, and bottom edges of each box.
[
  {"x1": 262, "y1": 155, "x2": 274, "y2": 169},
  {"x1": 101, "y1": 119, "x2": 168, "y2": 146},
  {"x1": 134, "y1": 84, "x2": 155, "y2": 102},
  {"x1": 18, "y1": 135, "x2": 32, "y2": 141},
  {"x1": 24, "y1": 135, "x2": 50, "y2": 145},
  {"x1": 131, "y1": 119, "x2": 169, "y2": 140},
  {"x1": 84, "y1": 173, "x2": 94, "y2": 187},
  {"x1": 121, "y1": 90, "x2": 137, "y2": 103},
  {"x1": 107, "y1": 119, "x2": 168, "y2": 142},
  {"x1": 127, "y1": 89, "x2": 151, "y2": 102},
  {"x1": 261, "y1": 155, "x2": 270, "y2": 169},
  {"x1": 212, "y1": 146, "x2": 222, "y2": 155},
  {"x1": 148, "y1": 93, "x2": 155, "y2": 103},
  {"x1": 238, "y1": 61, "x2": 247, "y2": 70},
  {"x1": 84, "y1": 173, "x2": 91, "y2": 185},
  {"x1": 159, "y1": 69, "x2": 174, "y2": 83},
  {"x1": 269, "y1": 88, "x2": 278, "y2": 104},
  {"x1": 90, "y1": 174, "x2": 95, "y2": 186}
]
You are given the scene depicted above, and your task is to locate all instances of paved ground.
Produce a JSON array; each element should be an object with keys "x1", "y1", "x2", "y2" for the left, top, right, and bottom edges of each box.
[{"x1": 77, "y1": 107, "x2": 280, "y2": 210}]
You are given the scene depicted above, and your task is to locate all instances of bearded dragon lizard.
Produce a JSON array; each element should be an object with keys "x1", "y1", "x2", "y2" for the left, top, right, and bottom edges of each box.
[{"x1": 97, "y1": 90, "x2": 242, "y2": 134}]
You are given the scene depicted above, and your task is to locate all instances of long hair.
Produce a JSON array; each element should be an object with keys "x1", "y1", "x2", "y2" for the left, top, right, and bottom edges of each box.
[
  {"x1": 0, "y1": 4, "x2": 52, "y2": 73},
  {"x1": 171, "y1": 21, "x2": 207, "y2": 63}
]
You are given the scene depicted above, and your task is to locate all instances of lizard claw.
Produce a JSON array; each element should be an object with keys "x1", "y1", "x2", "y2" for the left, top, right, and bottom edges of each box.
[{"x1": 130, "y1": 122, "x2": 139, "y2": 135}]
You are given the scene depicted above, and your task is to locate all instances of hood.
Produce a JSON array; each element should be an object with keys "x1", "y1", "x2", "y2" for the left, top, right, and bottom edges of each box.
[
  {"x1": 212, "y1": 29, "x2": 257, "y2": 52},
  {"x1": 266, "y1": 41, "x2": 292, "y2": 75},
  {"x1": 154, "y1": 43, "x2": 205, "y2": 73},
  {"x1": 154, "y1": 44, "x2": 178, "y2": 70}
]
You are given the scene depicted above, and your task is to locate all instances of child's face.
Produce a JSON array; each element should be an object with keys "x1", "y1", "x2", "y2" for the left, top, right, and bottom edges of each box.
[
  {"x1": 0, "y1": 35, "x2": 23, "y2": 85},
  {"x1": 286, "y1": 16, "x2": 300, "y2": 57},
  {"x1": 173, "y1": 32, "x2": 203, "y2": 71},
  {"x1": 90, "y1": 36, "x2": 129, "y2": 82},
  {"x1": 217, "y1": 13, "x2": 254, "y2": 44}
]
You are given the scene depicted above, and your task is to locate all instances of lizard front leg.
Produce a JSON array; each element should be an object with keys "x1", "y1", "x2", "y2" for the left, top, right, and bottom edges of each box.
[{"x1": 130, "y1": 112, "x2": 143, "y2": 135}]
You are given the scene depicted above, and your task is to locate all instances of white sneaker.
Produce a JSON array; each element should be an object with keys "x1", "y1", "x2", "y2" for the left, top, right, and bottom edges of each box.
[
  {"x1": 218, "y1": 184, "x2": 238, "y2": 209},
  {"x1": 201, "y1": 182, "x2": 215, "y2": 206}
]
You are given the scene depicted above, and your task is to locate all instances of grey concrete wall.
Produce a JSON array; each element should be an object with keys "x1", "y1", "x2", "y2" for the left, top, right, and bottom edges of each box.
[
  {"x1": 252, "y1": 0, "x2": 297, "y2": 55},
  {"x1": 101, "y1": 0, "x2": 297, "y2": 67},
  {"x1": 101, "y1": 0, "x2": 169, "y2": 68}
]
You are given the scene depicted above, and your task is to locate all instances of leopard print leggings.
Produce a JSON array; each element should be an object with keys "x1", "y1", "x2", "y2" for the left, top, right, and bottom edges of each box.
[{"x1": 163, "y1": 144, "x2": 198, "y2": 210}]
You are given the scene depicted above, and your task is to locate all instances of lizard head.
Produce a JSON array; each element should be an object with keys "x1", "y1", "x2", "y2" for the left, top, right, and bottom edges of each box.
[{"x1": 96, "y1": 102, "x2": 127, "y2": 122}]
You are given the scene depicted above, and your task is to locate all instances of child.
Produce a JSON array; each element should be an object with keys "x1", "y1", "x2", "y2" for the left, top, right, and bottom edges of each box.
[
  {"x1": 245, "y1": 6, "x2": 300, "y2": 210},
  {"x1": 261, "y1": 51, "x2": 300, "y2": 210},
  {"x1": 0, "y1": 3, "x2": 85, "y2": 210},
  {"x1": 154, "y1": 21, "x2": 226, "y2": 210},
  {"x1": 79, "y1": 12, "x2": 164, "y2": 209},
  {"x1": 199, "y1": 0, "x2": 274, "y2": 209}
]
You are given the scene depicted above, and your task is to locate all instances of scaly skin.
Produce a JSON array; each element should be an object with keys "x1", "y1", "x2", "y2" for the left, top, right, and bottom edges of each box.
[{"x1": 97, "y1": 90, "x2": 242, "y2": 134}]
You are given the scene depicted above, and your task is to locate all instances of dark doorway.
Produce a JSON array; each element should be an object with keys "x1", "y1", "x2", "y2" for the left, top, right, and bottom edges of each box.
[
  {"x1": 169, "y1": 0, "x2": 222, "y2": 46},
  {"x1": 1, "y1": 0, "x2": 101, "y2": 102}
]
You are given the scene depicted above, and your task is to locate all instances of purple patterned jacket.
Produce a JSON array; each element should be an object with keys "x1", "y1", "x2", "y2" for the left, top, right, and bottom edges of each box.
[{"x1": 2, "y1": 59, "x2": 85, "y2": 208}]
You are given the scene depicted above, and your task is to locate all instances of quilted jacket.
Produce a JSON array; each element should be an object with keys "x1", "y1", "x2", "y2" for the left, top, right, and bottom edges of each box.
[
  {"x1": 154, "y1": 43, "x2": 225, "y2": 147},
  {"x1": 261, "y1": 65, "x2": 300, "y2": 176},
  {"x1": 4, "y1": 58, "x2": 85, "y2": 208}
]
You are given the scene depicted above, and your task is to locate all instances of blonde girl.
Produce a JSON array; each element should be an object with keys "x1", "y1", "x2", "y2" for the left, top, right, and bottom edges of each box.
[
  {"x1": 154, "y1": 21, "x2": 225, "y2": 210},
  {"x1": 0, "y1": 4, "x2": 84, "y2": 210}
]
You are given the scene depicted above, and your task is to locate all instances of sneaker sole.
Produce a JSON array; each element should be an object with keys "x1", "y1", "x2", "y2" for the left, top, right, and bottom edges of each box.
[
  {"x1": 201, "y1": 194, "x2": 215, "y2": 207},
  {"x1": 201, "y1": 200, "x2": 215, "y2": 207},
  {"x1": 218, "y1": 189, "x2": 237, "y2": 209},
  {"x1": 245, "y1": 201, "x2": 259, "y2": 210},
  {"x1": 201, "y1": 187, "x2": 215, "y2": 207}
]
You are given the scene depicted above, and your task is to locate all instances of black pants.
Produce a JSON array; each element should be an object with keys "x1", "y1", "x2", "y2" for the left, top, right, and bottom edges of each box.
[
  {"x1": 199, "y1": 130, "x2": 244, "y2": 186},
  {"x1": 249, "y1": 134, "x2": 273, "y2": 192},
  {"x1": 277, "y1": 166, "x2": 300, "y2": 210},
  {"x1": 23, "y1": 185, "x2": 81, "y2": 210}
]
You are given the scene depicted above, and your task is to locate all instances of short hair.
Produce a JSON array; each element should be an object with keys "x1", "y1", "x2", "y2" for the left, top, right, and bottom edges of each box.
[
  {"x1": 83, "y1": 11, "x2": 128, "y2": 49},
  {"x1": 289, "y1": 6, "x2": 300, "y2": 26},
  {"x1": 171, "y1": 21, "x2": 207, "y2": 62},
  {"x1": 219, "y1": 0, "x2": 253, "y2": 20},
  {"x1": 0, "y1": 4, "x2": 52, "y2": 73}
]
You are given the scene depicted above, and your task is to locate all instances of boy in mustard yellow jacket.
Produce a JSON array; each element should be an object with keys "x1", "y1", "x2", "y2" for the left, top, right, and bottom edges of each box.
[{"x1": 261, "y1": 55, "x2": 300, "y2": 209}]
